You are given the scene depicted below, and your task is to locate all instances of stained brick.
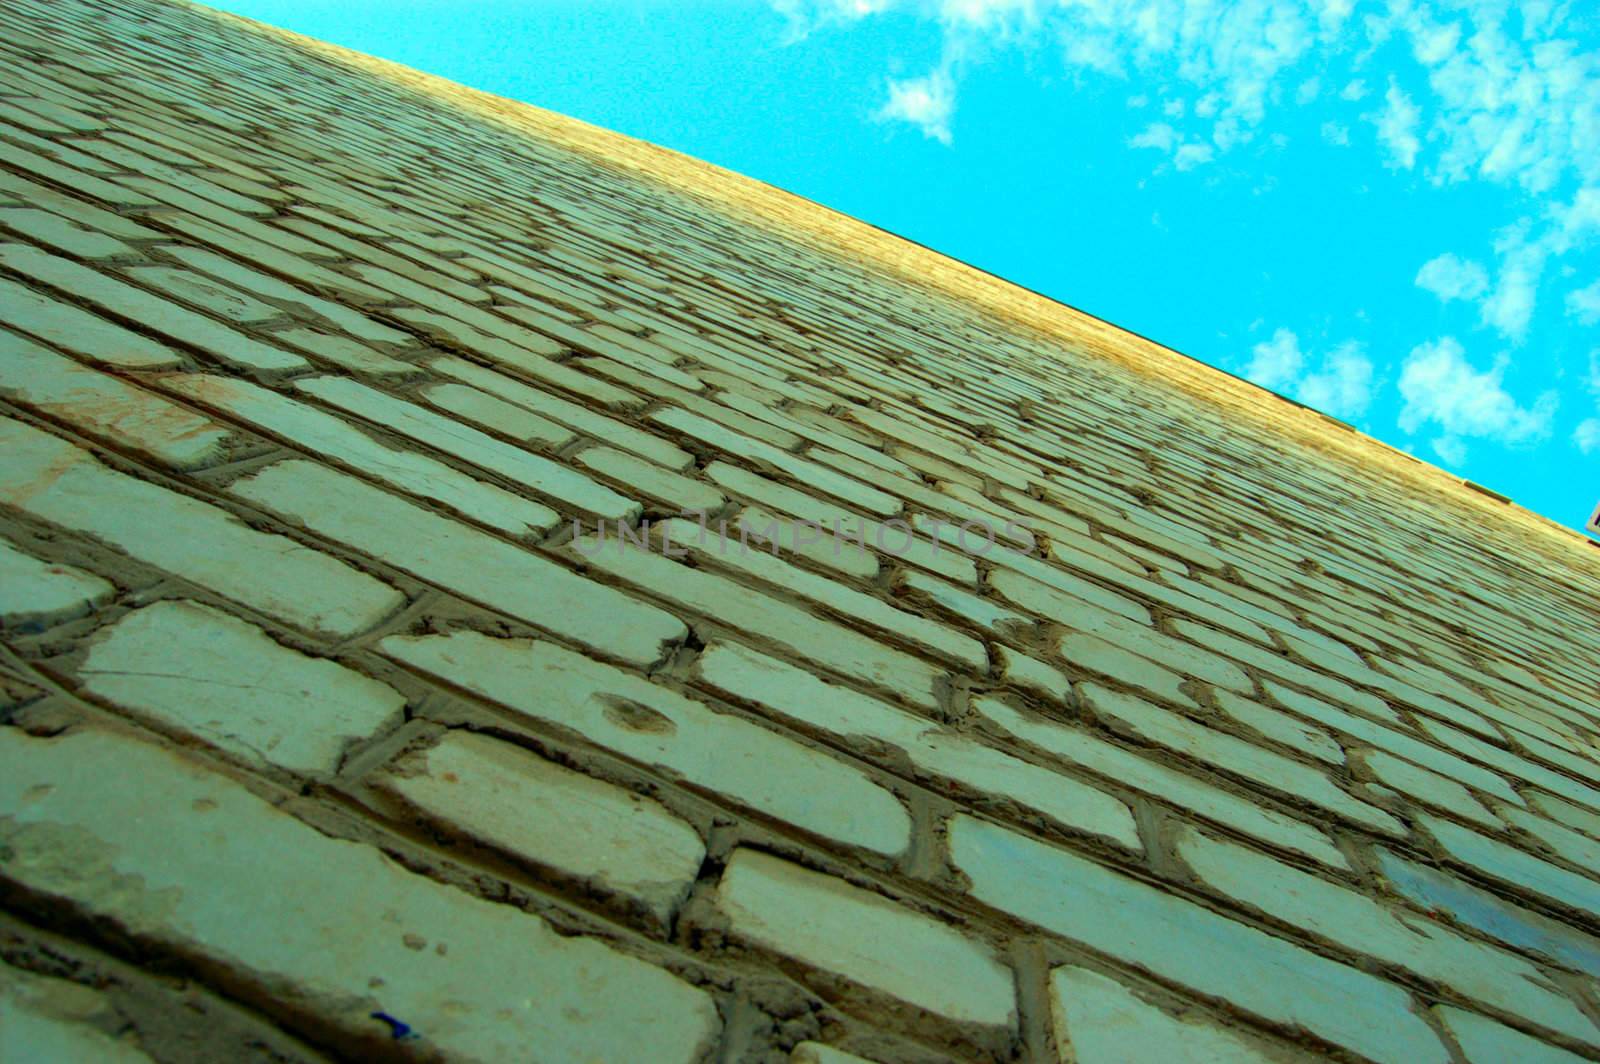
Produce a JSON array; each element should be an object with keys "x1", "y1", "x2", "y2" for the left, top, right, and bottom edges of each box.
[
  {"x1": 378, "y1": 731, "x2": 705, "y2": 924},
  {"x1": 1048, "y1": 965, "x2": 1283, "y2": 1063},
  {"x1": 382, "y1": 630, "x2": 912, "y2": 855},
  {"x1": 713, "y1": 849, "x2": 1014, "y2": 1027},
  {"x1": 949, "y1": 815, "x2": 1448, "y2": 1064},
  {"x1": 0, "y1": 726, "x2": 720, "y2": 1062},
  {"x1": 0, "y1": 417, "x2": 401, "y2": 639},
  {"x1": 0, "y1": 537, "x2": 113, "y2": 632}
]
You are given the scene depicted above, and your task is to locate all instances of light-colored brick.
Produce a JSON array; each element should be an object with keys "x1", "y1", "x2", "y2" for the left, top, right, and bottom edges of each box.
[
  {"x1": 1418, "y1": 716, "x2": 1600, "y2": 814},
  {"x1": 973, "y1": 696, "x2": 1347, "y2": 868},
  {"x1": 989, "y1": 565, "x2": 1150, "y2": 630},
  {"x1": 0, "y1": 243, "x2": 304, "y2": 372},
  {"x1": 733, "y1": 506, "x2": 881, "y2": 579},
  {"x1": 572, "y1": 533, "x2": 945, "y2": 709},
  {"x1": 417, "y1": 381, "x2": 575, "y2": 449},
  {"x1": 382, "y1": 630, "x2": 911, "y2": 855},
  {"x1": 1048, "y1": 964, "x2": 1283, "y2": 1063},
  {"x1": 576, "y1": 447, "x2": 724, "y2": 514},
  {"x1": 79, "y1": 600, "x2": 405, "y2": 774},
  {"x1": 1073, "y1": 611, "x2": 1254, "y2": 692},
  {"x1": 1529, "y1": 791, "x2": 1600, "y2": 840},
  {"x1": 1499, "y1": 804, "x2": 1600, "y2": 874},
  {"x1": 0, "y1": 328, "x2": 231, "y2": 469},
  {"x1": 426, "y1": 354, "x2": 692, "y2": 469},
  {"x1": 1435, "y1": 1006, "x2": 1590, "y2": 1064},
  {"x1": 0, "y1": 276, "x2": 179, "y2": 369},
  {"x1": 0, "y1": 537, "x2": 113, "y2": 631},
  {"x1": 0, "y1": 726, "x2": 720, "y2": 1063},
  {"x1": 1062, "y1": 632, "x2": 1198, "y2": 708},
  {"x1": 1420, "y1": 813, "x2": 1600, "y2": 921},
  {"x1": 1361, "y1": 749, "x2": 1498, "y2": 827},
  {"x1": 1081, "y1": 683, "x2": 1404, "y2": 836},
  {"x1": 0, "y1": 205, "x2": 131, "y2": 258},
  {"x1": 1375, "y1": 849, "x2": 1600, "y2": 979},
  {"x1": 948, "y1": 815, "x2": 1448, "y2": 1064},
  {"x1": 1212, "y1": 688, "x2": 1345, "y2": 765},
  {"x1": 713, "y1": 849, "x2": 1014, "y2": 1027},
  {"x1": 378, "y1": 731, "x2": 704, "y2": 924},
  {"x1": 163, "y1": 374, "x2": 557, "y2": 536},
  {"x1": 125, "y1": 265, "x2": 281, "y2": 323},
  {"x1": 695, "y1": 641, "x2": 1140, "y2": 849},
  {"x1": 0, "y1": 963, "x2": 154, "y2": 1063},
  {"x1": 0, "y1": 417, "x2": 401, "y2": 639},
  {"x1": 233, "y1": 460, "x2": 681, "y2": 666},
  {"x1": 272, "y1": 326, "x2": 414, "y2": 377},
  {"x1": 790, "y1": 1042, "x2": 874, "y2": 1064},
  {"x1": 296, "y1": 375, "x2": 639, "y2": 521},
  {"x1": 1174, "y1": 827, "x2": 1598, "y2": 1044}
]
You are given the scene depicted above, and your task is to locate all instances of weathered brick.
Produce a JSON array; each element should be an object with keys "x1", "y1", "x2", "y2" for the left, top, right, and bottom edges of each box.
[
  {"x1": 1435, "y1": 1006, "x2": 1590, "y2": 1064},
  {"x1": 949, "y1": 815, "x2": 1448, "y2": 1064},
  {"x1": 272, "y1": 327, "x2": 414, "y2": 377},
  {"x1": 1375, "y1": 848, "x2": 1600, "y2": 979},
  {"x1": 125, "y1": 265, "x2": 281, "y2": 324},
  {"x1": 713, "y1": 849, "x2": 1014, "y2": 1027},
  {"x1": 1174, "y1": 826, "x2": 1598, "y2": 1044},
  {"x1": 1499, "y1": 804, "x2": 1600, "y2": 874},
  {"x1": 988, "y1": 566, "x2": 1150, "y2": 629},
  {"x1": 0, "y1": 726, "x2": 720, "y2": 1062},
  {"x1": 0, "y1": 243, "x2": 304, "y2": 372},
  {"x1": 417, "y1": 381, "x2": 575, "y2": 449},
  {"x1": 232, "y1": 460, "x2": 681, "y2": 666},
  {"x1": 78, "y1": 600, "x2": 405, "y2": 774},
  {"x1": 0, "y1": 963, "x2": 154, "y2": 1063},
  {"x1": 0, "y1": 537, "x2": 113, "y2": 632},
  {"x1": 575, "y1": 447, "x2": 724, "y2": 514},
  {"x1": 0, "y1": 276, "x2": 180, "y2": 369},
  {"x1": 0, "y1": 417, "x2": 401, "y2": 639},
  {"x1": 571, "y1": 532, "x2": 945, "y2": 709},
  {"x1": 1081, "y1": 683, "x2": 1404, "y2": 836},
  {"x1": 1062, "y1": 632, "x2": 1198, "y2": 708},
  {"x1": 0, "y1": 205, "x2": 132, "y2": 259},
  {"x1": 695, "y1": 641, "x2": 1140, "y2": 850},
  {"x1": 973, "y1": 697, "x2": 1347, "y2": 868},
  {"x1": 377, "y1": 731, "x2": 704, "y2": 924},
  {"x1": 790, "y1": 1042, "x2": 872, "y2": 1064},
  {"x1": 381, "y1": 630, "x2": 911, "y2": 855},
  {"x1": 0, "y1": 328, "x2": 231, "y2": 469},
  {"x1": 296, "y1": 375, "x2": 639, "y2": 522},
  {"x1": 1048, "y1": 964, "x2": 1283, "y2": 1063},
  {"x1": 1211, "y1": 688, "x2": 1345, "y2": 765},
  {"x1": 1420, "y1": 813, "x2": 1600, "y2": 921},
  {"x1": 162, "y1": 374, "x2": 557, "y2": 536},
  {"x1": 1360, "y1": 749, "x2": 1498, "y2": 828}
]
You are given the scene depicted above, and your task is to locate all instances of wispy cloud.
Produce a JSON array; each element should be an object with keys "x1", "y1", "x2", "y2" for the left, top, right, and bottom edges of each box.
[
  {"x1": 1415, "y1": 253, "x2": 1489, "y2": 303},
  {"x1": 1376, "y1": 78, "x2": 1421, "y2": 170},
  {"x1": 1397, "y1": 337, "x2": 1558, "y2": 460},
  {"x1": 876, "y1": 68, "x2": 956, "y2": 144},
  {"x1": 1242, "y1": 328, "x2": 1374, "y2": 419}
]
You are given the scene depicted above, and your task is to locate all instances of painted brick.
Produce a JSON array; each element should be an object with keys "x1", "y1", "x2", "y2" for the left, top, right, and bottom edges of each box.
[
  {"x1": 973, "y1": 697, "x2": 1347, "y2": 869},
  {"x1": 0, "y1": 726, "x2": 720, "y2": 1062},
  {"x1": 378, "y1": 731, "x2": 704, "y2": 924},
  {"x1": 575, "y1": 447, "x2": 725, "y2": 514},
  {"x1": 1048, "y1": 965, "x2": 1283, "y2": 1063},
  {"x1": 163, "y1": 374, "x2": 558, "y2": 537},
  {"x1": 790, "y1": 1042, "x2": 874, "y2": 1064},
  {"x1": 0, "y1": 417, "x2": 401, "y2": 640},
  {"x1": 232, "y1": 460, "x2": 681, "y2": 667},
  {"x1": 949, "y1": 815, "x2": 1448, "y2": 1064},
  {"x1": 417, "y1": 381, "x2": 576, "y2": 449},
  {"x1": 0, "y1": 537, "x2": 113, "y2": 632},
  {"x1": 1375, "y1": 849, "x2": 1600, "y2": 980},
  {"x1": 0, "y1": 964, "x2": 154, "y2": 1064},
  {"x1": 1174, "y1": 826, "x2": 1598, "y2": 1045},
  {"x1": 296, "y1": 375, "x2": 640, "y2": 522},
  {"x1": 1061, "y1": 632, "x2": 1198, "y2": 708},
  {"x1": 713, "y1": 849, "x2": 1014, "y2": 1028},
  {"x1": 571, "y1": 533, "x2": 945, "y2": 709},
  {"x1": 272, "y1": 327, "x2": 415, "y2": 377},
  {"x1": 1420, "y1": 813, "x2": 1600, "y2": 922},
  {"x1": 0, "y1": 276, "x2": 180, "y2": 369},
  {"x1": 0, "y1": 206, "x2": 132, "y2": 259},
  {"x1": 0, "y1": 243, "x2": 304, "y2": 372},
  {"x1": 79, "y1": 600, "x2": 405, "y2": 774},
  {"x1": 1435, "y1": 1006, "x2": 1590, "y2": 1064},
  {"x1": 1081, "y1": 682, "x2": 1405, "y2": 836},
  {"x1": 381, "y1": 630, "x2": 911, "y2": 855},
  {"x1": 695, "y1": 640, "x2": 1141, "y2": 850},
  {"x1": 1499, "y1": 804, "x2": 1600, "y2": 875},
  {"x1": 1212, "y1": 688, "x2": 1345, "y2": 765},
  {"x1": 0, "y1": 328, "x2": 232, "y2": 469},
  {"x1": 1360, "y1": 749, "x2": 1498, "y2": 828}
]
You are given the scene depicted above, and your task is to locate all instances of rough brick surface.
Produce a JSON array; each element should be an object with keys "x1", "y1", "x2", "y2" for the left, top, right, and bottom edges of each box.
[{"x1": 1, "y1": 0, "x2": 1598, "y2": 1060}]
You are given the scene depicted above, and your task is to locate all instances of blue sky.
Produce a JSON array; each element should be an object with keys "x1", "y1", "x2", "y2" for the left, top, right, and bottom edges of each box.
[{"x1": 206, "y1": 0, "x2": 1599, "y2": 532}]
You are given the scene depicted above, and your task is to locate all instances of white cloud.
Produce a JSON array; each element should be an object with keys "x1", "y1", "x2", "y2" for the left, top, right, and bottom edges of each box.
[
  {"x1": 1566, "y1": 279, "x2": 1600, "y2": 324},
  {"x1": 1376, "y1": 78, "x2": 1421, "y2": 170},
  {"x1": 1478, "y1": 230, "x2": 1547, "y2": 342},
  {"x1": 1339, "y1": 78, "x2": 1368, "y2": 101},
  {"x1": 1320, "y1": 121, "x2": 1349, "y2": 145},
  {"x1": 876, "y1": 69, "x2": 956, "y2": 144},
  {"x1": 1397, "y1": 337, "x2": 1557, "y2": 445},
  {"x1": 1242, "y1": 328, "x2": 1374, "y2": 418},
  {"x1": 1174, "y1": 143, "x2": 1215, "y2": 170},
  {"x1": 1576, "y1": 418, "x2": 1600, "y2": 454},
  {"x1": 1415, "y1": 252, "x2": 1488, "y2": 302},
  {"x1": 1431, "y1": 434, "x2": 1468, "y2": 465}
]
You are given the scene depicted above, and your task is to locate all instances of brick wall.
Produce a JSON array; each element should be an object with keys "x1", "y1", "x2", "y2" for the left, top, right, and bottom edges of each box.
[{"x1": 1, "y1": 0, "x2": 1598, "y2": 1060}]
